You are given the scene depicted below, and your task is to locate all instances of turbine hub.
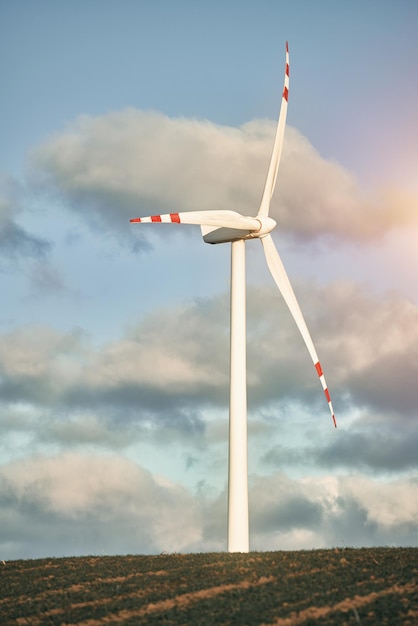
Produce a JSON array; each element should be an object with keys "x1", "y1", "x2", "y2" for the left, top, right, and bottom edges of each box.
[{"x1": 247, "y1": 216, "x2": 277, "y2": 239}]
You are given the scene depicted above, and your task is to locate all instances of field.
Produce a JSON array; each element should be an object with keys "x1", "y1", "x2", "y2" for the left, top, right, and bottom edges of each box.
[{"x1": 1, "y1": 548, "x2": 417, "y2": 625}]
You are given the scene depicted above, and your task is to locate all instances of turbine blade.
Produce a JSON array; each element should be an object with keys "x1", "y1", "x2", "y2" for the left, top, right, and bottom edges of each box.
[
  {"x1": 257, "y1": 41, "x2": 289, "y2": 218},
  {"x1": 261, "y1": 234, "x2": 336, "y2": 427},
  {"x1": 130, "y1": 210, "x2": 260, "y2": 231}
]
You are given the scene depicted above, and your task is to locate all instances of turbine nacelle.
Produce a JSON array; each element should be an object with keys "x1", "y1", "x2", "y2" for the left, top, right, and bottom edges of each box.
[{"x1": 201, "y1": 214, "x2": 277, "y2": 244}]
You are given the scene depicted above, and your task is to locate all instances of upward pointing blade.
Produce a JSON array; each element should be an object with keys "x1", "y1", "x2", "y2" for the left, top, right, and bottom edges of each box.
[
  {"x1": 260, "y1": 234, "x2": 336, "y2": 427},
  {"x1": 130, "y1": 210, "x2": 260, "y2": 231},
  {"x1": 257, "y1": 41, "x2": 290, "y2": 218}
]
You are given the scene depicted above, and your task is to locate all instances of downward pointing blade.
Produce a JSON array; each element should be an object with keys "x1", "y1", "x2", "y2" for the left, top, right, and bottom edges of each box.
[
  {"x1": 258, "y1": 42, "x2": 290, "y2": 218},
  {"x1": 261, "y1": 234, "x2": 336, "y2": 427},
  {"x1": 130, "y1": 210, "x2": 260, "y2": 231}
]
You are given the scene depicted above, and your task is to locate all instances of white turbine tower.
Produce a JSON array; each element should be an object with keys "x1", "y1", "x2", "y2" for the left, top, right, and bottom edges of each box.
[{"x1": 131, "y1": 42, "x2": 336, "y2": 553}]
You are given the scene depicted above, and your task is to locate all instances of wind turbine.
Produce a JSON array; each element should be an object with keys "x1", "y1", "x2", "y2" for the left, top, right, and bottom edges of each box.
[{"x1": 130, "y1": 42, "x2": 336, "y2": 553}]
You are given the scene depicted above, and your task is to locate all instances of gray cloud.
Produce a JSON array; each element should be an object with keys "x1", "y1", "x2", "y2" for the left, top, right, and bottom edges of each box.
[
  {"x1": 0, "y1": 175, "x2": 50, "y2": 260},
  {"x1": 0, "y1": 295, "x2": 230, "y2": 421},
  {"x1": 0, "y1": 221, "x2": 50, "y2": 259},
  {"x1": 29, "y1": 110, "x2": 417, "y2": 246},
  {"x1": 27, "y1": 261, "x2": 67, "y2": 296},
  {"x1": 1, "y1": 282, "x2": 418, "y2": 462},
  {"x1": 0, "y1": 278, "x2": 417, "y2": 520},
  {"x1": 309, "y1": 284, "x2": 418, "y2": 416},
  {"x1": 315, "y1": 417, "x2": 418, "y2": 472},
  {"x1": 1, "y1": 454, "x2": 417, "y2": 560},
  {"x1": 249, "y1": 472, "x2": 418, "y2": 551},
  {"x1": 252, "y1": 492, "x2": 323, "y2": 534},
  {"x1": 262, "y1": 418, "x2": 418, "y2": 473}
]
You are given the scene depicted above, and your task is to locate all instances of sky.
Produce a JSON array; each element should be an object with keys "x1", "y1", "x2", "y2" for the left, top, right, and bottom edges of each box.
[{"x1": 1, "y1": 0, "x2": 418, "y2": 559}]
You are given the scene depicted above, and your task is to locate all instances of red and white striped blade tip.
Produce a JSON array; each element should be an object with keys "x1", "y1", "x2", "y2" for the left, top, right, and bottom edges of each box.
[
  {"x1": 130, "y1": 213, "x2": 181, "y2": 224},
  {"x1": 315, "y1": 361, "x2": 337, "y2": 428}
]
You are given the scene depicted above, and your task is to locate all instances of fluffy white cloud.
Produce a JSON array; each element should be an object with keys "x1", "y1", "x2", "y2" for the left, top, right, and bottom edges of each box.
[
  {"x1": 0, "y1": 453, "x2": 203, "y2": 559},
  {"x1": 29, "y1": 110, "x2": 418, "y2": 243}
]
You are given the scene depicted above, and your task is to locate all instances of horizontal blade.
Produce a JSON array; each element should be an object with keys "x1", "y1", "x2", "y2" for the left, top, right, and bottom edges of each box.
[
  {"x1": 258, "y1": 41, "x2": 289, "y2": 218},
  {"x1": 130, "y1": 210, "x2": 260, "y2": 231},
  {"x1": 261, "y1": 234, "x2": 336, "y2": 427}
]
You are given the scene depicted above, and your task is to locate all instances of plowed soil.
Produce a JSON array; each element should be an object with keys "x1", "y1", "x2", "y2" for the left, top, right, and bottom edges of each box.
[{"x1": 1, "y1": 548, "x2": 417, "y2": 625}]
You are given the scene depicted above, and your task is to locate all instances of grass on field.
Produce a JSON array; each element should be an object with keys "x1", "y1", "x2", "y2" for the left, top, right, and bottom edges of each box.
[{"x1": 1, "y1": 547, "x2": 417, "y2": 625}]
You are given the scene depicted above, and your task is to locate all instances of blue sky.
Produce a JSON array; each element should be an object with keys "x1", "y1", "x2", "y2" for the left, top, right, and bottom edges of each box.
[{"x1": 1, "y1": 1, "x2": 418, "y2": 559}]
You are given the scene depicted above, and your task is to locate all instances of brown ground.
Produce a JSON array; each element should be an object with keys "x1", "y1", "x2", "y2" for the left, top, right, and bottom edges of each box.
[{"x1": 1, "y1": 547, "x2": 417, "y2": 625}]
